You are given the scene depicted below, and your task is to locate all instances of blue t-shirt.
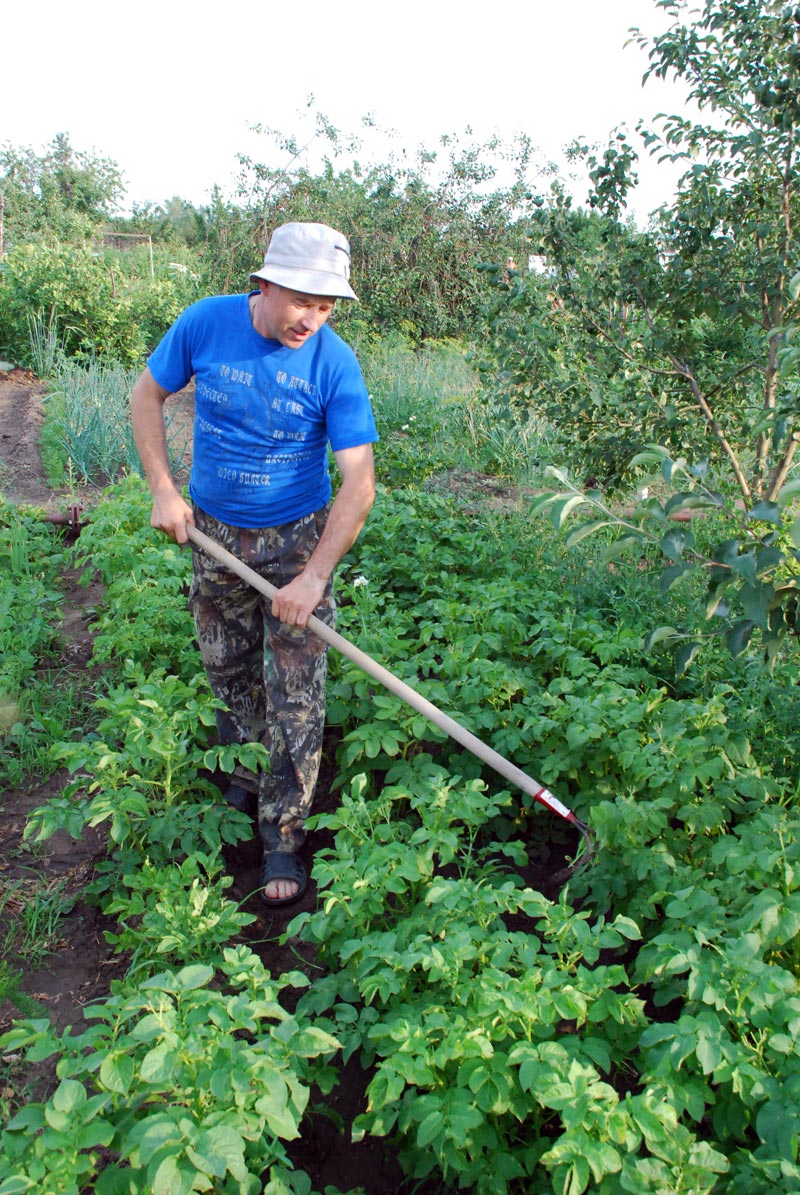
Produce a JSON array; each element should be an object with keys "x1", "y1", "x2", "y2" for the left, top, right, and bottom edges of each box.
[{"x1": 147, "y1": 293, "x2": 378, "y2": 529}]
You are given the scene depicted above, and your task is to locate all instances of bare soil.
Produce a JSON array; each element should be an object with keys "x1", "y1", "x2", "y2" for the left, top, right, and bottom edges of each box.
[{"x1": 0, "y1": 370, "x2": 426, "y2": 1193}]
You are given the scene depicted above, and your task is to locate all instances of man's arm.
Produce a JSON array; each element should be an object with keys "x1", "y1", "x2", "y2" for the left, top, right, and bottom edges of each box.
[
  {"x1": 272, "y1": 443, "x2": 376, "y2": 627},
  {"x1": 130, "y1": 366, "x2": 194, "y2": 544}
]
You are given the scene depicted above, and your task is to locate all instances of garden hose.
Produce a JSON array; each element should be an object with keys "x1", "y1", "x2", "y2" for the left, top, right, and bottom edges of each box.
[{"x1": 186, "y1": 525, "x2": 595, "y2": 875}]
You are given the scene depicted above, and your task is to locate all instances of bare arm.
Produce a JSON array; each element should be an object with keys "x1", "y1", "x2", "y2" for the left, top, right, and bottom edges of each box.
[
  {"x1": 272, "y1": 443, "x2": 376, "y2": 627},
  {"x1": 130, "y1": 366, "x2": 194, "y2": 544}
]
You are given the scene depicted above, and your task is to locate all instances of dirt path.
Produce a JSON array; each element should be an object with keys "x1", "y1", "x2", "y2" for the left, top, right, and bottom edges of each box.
[
  {"x1": 0, "y1": 370, "x2": 163, "y2": 1035},
  {"x1": 0, "y1": 369, "x2": 58, "y2": 509}
]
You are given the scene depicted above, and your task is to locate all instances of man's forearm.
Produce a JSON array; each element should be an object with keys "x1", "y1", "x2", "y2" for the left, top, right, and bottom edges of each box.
[
  {"x1": 271, "y1": 444, "x2": 375, "y2": 626},
  {"x1": 130, "y1": 368, "x2": 193, "y2": 542},
  {"x1": 306, "y1": 469, "x2": 376, "y2": 584},
  {"x1": 130, "y1": 370, "x2": 178, "y2": 498}
]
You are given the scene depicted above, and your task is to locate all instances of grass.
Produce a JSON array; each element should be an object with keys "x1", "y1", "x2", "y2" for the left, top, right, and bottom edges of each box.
[
  {"x1": 358, "y1": 335, "x2": 478, "y2": 486},
  {"x1": 0, "y1": 673, "x2": 91, "y2": 789},
  {"x1": 358, "y1": 334, "x2": 561, "y2": 488},
  {"x1": 0, "y1": 877, "x2": 75, "y2": 973},
  {"x1": 0, "y1": 509, "x2": 93, "y2": 789}
]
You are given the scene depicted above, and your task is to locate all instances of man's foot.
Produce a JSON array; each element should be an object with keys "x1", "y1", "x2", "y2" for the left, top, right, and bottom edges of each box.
[{"x1": 260, "y1": 852, "x2": 308, "y2": 908}]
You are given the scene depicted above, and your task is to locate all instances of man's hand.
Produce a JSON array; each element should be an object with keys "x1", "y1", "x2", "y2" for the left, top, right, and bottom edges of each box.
[
  {"x1": 150, "y1": 486, "x2": 195, "y2": 545},
  {"x1": 271, "y1": 568, "x2": 327, "y2": 627}
]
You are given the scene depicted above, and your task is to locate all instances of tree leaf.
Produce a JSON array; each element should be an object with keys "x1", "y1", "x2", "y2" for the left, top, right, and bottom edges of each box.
[
  {"x1": 776, "y1": 478, "x2": 800, "y2": 509},
  {"x1": 629, "y1": 446, "x2": 669, "y2": 468},
  {"x1": 602, "y1": 533, "x2": 643, "y2": 562},
  {"x1": 747, "y1": 500, "x2": 781, "y2": 524},
  {"x1": 564, "y1": 520, "x2": 610, "y2": 548},
  {"x1": 550, "y1": 494, "x2": 589, "y2": 529},
  {"x1": 726, "y1": 620, "x2": 756, "y2": 657},
  {"x1": 740, "y1": 583, "x2": 773, "y2": 629},
  {"x1": 790, "y1": 514, "x2": 800, "y2": 548},
  {"x1": 675, "y1": 640, "x2": 702, "y2": 676},
  {"x1": 643, "y1": 626, "x2": 680, "y2": 650},
  {"x1": 543, "y1": 465, "x2": 572, "y2": 486},
  {"x1": 530, "y1": 492, "x2": 562, "y2": 517},
  {"x1": 660, "y1": 562, "x2": 695, "y2": 593},
  {"x1": 660, "y1": 527, "x2": 692, "y2": 561},
  {"x1": 729, "y1": 551, "x2": 758, "y2": 586}
]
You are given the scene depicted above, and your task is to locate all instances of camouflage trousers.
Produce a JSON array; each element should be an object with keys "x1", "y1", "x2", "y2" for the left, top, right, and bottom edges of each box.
[{"x1": 189, "y1": 505, "x2": 335, "y2": 852}]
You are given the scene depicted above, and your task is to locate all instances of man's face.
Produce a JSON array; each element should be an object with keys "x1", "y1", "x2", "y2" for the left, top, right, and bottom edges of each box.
[{"x1": 257, "y1": 281, "x2": 336, "y2": 349}]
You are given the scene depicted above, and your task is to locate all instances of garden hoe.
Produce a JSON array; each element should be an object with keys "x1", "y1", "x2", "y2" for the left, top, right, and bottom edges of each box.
[{"x1": 186, "y1": 525, "x2": 594, "y2": 876}]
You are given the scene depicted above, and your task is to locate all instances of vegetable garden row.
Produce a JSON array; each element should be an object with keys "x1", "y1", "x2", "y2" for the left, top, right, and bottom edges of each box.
[{"x1": 2, "y1": 466, "x2": 799, "y2": 1193}]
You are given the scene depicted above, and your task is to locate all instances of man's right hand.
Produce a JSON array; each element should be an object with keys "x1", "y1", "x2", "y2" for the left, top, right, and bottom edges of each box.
[{"x1": 150, "y1": 486, "x2": 195, "y2": 544}]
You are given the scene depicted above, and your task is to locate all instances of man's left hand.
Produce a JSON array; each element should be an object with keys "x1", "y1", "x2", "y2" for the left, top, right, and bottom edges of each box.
[{"x1": 272, "y1": 569, "x2": 327, "y2": 628}]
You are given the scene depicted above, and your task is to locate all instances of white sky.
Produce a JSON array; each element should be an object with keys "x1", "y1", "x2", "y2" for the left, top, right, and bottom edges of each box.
[{"x1": 2, "y1": 0, "x2": 695, "y2": 225}]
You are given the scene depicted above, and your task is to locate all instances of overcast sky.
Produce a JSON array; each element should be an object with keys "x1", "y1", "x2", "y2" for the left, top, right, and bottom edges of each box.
[{"x1": 2, "y1": 0, "x2": 695, "y2": 224}]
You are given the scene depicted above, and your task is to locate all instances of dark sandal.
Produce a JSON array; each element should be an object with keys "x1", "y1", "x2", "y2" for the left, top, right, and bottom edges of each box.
[{"x1": 260, "y1": 852, "x2": 307, "y2": 908}]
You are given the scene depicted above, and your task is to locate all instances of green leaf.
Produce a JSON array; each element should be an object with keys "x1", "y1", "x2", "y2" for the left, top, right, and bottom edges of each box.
[
  {"x1": 99, "y1": 1050, "x2": 135, "y2": 1096},
  {"x1": 755, "y1": 545, "x2": 784, "y2": 576},
  {"x1": 185, "y1": 1125, "x2": 246, "y2": 1180},
  {"x1": 695, "y1": 1035, "x2": 722, "y2": 1075},
  {"x1": 665, "y1": 492, "x2": 719, "y2": 514},
  {"x1": 550, "y1": 495, "x2": 589, "y2": 530},
  {"x1": 747, "y1": 500, "x2": 781, "y2": 524},
  {"x1": 675, "y1": 641, "x2": 702, "y2": 676},
  {"x1": 552, "y1": 990, "x2": 586, "y2": 1022},
  {"x1": 790, "y1": 513, "x2": 800, "y2": 548},
  {"x1": 544, "y1": 465, "x2": 573, "y2": 487},
  {"x1": 152, "y1": 1155, "x2": 195, "y2": 1195},
  {"x1": 729, "y1": 550, "x2": 758, "y2": 586},
  {"x1": 726, "y1": 620, "x2": 756, "y2": 657},
  {"x1": 630, "y1": 446, "x2": 670, "y2": 468},
  {"x1": 660, "y1": 527, "x2": 692, "y2": 561},
  {"x1": 141, "y1": 964, "x2": 214, "y2": 993},
  {"x1": 530, "y1": 492, "x2": 562, "y2": 517},
  {"x1": 51, "y1": 1078, "x2": 87, "y2": 1113},
  {"x1": 643, "y1": 626, "x2": 680, "y2": 651},
  {"x1": 612, "y1": 916, "x2": 642, "y2": 941},
  {"x1": 254, "y1": 1078, "x2": 304, "y2": 1139},
  {"x1": 661, "y1": 457, "x2": 683, "y2": 483},
  {"x1": 602, "y1": 534, "x2": 643, "y2": 562},
  {"x1": 740, "y1": 583, "x2": 773, "y2": 629},
  {"x1": 140, "y1": 1044, "x2": 180, "y2": 1084},
  {"x1": 564, "y1": 520, "x2": 610, "y2": 548},
  {"x1": 660, "y1": 562, "x2": 695, "y2": 594},
  {"x1": 416, "y1": 1109, "x2": 445, "y2": 1149},
  {"x1": 776, "y1": 477, "x2": 800, "y2": 508}
]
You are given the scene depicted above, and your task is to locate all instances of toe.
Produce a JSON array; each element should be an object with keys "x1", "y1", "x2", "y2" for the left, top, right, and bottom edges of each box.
[{"x1": 264, "y1": 878, "x2": 299, "y2": 901}]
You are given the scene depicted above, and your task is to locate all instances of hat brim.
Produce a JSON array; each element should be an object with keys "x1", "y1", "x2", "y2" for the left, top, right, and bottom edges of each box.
[{"x1": 250, "y1": 265, "x2": 358, "y2": 301}]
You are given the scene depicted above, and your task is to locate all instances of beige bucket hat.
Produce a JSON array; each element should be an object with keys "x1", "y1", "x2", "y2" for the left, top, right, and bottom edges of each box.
[{"x1": 250, "y1": 222, "x2": 358, "y2": 299}]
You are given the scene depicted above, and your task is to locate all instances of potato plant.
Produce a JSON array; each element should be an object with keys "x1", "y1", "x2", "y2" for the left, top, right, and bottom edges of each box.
[{"x1": 2, "y1": 474, "x2": 799, "y2": 1193}]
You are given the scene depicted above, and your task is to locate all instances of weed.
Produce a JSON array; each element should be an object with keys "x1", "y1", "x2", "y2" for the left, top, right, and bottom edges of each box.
[{"x1": 0, "y1": 877, "x2": 75, "y2": 971}]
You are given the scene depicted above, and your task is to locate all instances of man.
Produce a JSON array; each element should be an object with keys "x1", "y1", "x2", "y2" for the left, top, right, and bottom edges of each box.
[{"x1": 130, "y1": 221, "x2": 378, "y2": 907}]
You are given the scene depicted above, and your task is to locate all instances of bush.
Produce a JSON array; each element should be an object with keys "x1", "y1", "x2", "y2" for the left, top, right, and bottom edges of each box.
[{"x1": 0, "y1": 241, "x2": 198, "y2": 366}]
